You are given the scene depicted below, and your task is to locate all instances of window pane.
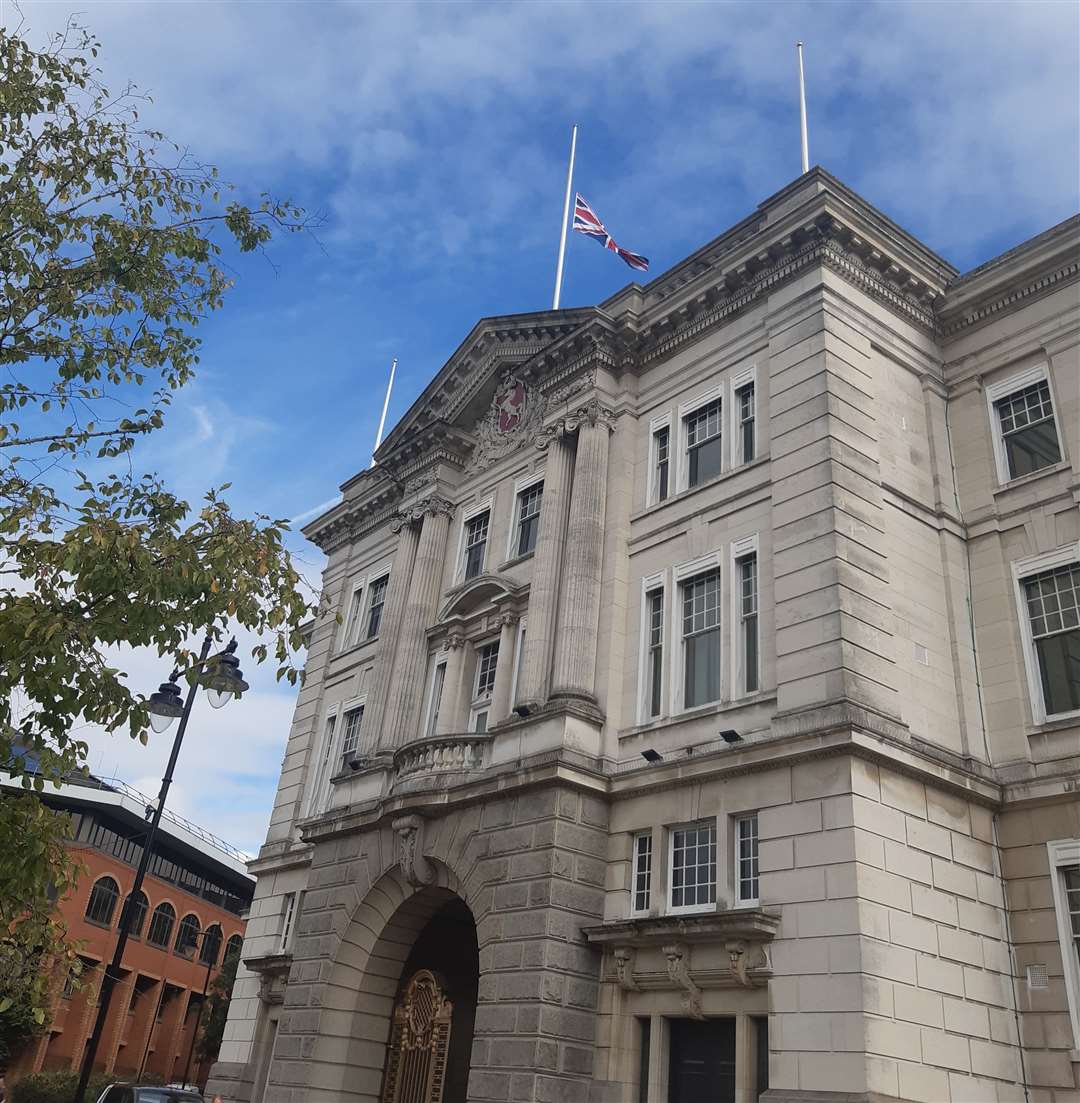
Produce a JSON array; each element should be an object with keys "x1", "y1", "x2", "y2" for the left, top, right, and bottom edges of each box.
[
  {"x1": 366, "y1": 577, "x2": 387, "y2": 639},
  {"x1": 1063, "y1": 867, "x2": 1080, "y2": 965},
  {"x1": 464, "y1": 512, "x2": 489, "y2": 579},
  {"x1": 427, "y1": 662, "x2": 446, "y2": 736},
  {"x1": 646, "y1": 589, "x2": 664, "y2": 717},
  {"x1": 654, "y1": 427, "x2": 670, "y2": 502},
  {"x1": 738, "y1": 383, "x2": 755, "y2": 463},
  {"x1": 517, "y1": 483, "x2": 543, "y2": 556},
  {"x1": 340, "y1": 706, "x2": 364, "y2": 768},
  {"x1": 86, "y1": 877, "x2": 120, "y2": 926},
  {"x1": 737, "y1": 814, "x2": 759, "y2": 902},
  {"x1": 688, "y1": 434, "x2": 723, "y2": 487},
  {"x1": 685, "y1": 400, "x2": 722, "y2": 487},
  {"x1": 997, "y1": 382, "x2": 1060, "y2": 478},
  {"x1": 1035, "y1": 632, "x2": 1080, "y2": 716},
  {"x1": 739, "y1": 555, "x2": 759, "y2": 694},
  {"x1": 475, "y1": 642, "x2": 499, "y2": 699},
  {"x1": 633, "y1": 834, "x2": 652, "y2": 913},
  {"x1": 671, "y1": 822, "x2": 716, "y2": 909},
  {"x1": 685, "y1": 629, "x2": 721, "y2": 708}
]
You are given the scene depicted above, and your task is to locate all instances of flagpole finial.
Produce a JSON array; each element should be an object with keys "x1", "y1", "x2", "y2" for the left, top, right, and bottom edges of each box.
[{"x1": 796, "y1": 41, "x2": 810, "y2": 175}]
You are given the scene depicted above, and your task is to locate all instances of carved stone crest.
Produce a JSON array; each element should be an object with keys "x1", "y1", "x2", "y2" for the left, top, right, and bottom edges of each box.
[
  {"x1": 392, "y1": 814, "x2": 436, "y2": 887},
  {"x1": 466, "y1": 374, "x2": 547, "y2": 473}
]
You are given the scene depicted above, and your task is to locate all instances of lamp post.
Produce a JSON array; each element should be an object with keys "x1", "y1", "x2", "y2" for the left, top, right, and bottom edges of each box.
[{"x1": 72, "y1": 635, "x2": 249, "y2": 1103}]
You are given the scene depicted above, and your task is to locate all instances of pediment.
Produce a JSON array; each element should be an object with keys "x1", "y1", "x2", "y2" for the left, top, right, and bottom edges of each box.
[{"x1": 439, "y1": 573, "x2": 524, "y2": 621}]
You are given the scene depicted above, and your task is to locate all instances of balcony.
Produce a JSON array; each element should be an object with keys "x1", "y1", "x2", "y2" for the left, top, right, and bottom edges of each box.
[{"x1": 393, "y1": 734, "x2": 491, "y2": 782}]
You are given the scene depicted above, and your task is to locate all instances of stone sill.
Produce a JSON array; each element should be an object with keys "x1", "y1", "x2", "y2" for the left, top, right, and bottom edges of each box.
[
  {"x1": 619, "y1": 691, "x2": 777, "y2": 742},
  {"x1": 244, "y1": 951, "x2": 292, "y2": 978},
  {"x1": 629, "y1": 453, "x2": 771, "y2": 526},
  {"x1": 991, "y1": 459, "x2": 1072, "y2": 498},
  {"x1": 581, "y1": 907, "x2": 780, "y2": 948},
  {"x1": 497, "y1": 549, "x2": 536, "y2": 571},
  {"x1": 330, "y1": 636, "x2": 379, "y2": 663}
]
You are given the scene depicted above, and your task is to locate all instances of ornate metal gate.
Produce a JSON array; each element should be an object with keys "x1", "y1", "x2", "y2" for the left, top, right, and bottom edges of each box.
[{"x1": 380, "y1": 969, "x2": 454, "y2": 1103}]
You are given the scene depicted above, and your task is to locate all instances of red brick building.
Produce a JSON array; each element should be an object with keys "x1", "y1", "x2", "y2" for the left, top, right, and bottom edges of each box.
[{"x1": 6, "y1": 776, "x2": 254, "y2": 1087}]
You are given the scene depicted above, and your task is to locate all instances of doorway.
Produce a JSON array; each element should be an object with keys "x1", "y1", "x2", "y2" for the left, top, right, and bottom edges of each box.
[{"x1": 668, "y1": 1018, "x2": 735, "y2": 1103}]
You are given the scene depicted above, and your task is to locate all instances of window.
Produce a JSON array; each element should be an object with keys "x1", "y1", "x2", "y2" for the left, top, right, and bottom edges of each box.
[
  {"x1": 670, "y1": 821, "x2": 716, "y2": 912},
  {"x1": 200, "y1": 924, "x2": 223, "y2": 966},
  {"x1": 225, "y1": 934, "x2": 244, "y2": 964},
  {"x1": 682, "y1": 570, "x2": 721, "y2": 708},
  {"x1": 994, "y1": 379, "x2": 1061, "y2": 480},
  {"x1": 85, "y1": 876, "x2": 120, "y2": 926},
  {"x1": 147, "y1": 903, "x2": 175, "y2": 948},
  {"x1": 426, "y1": 660, "x2": 447, "y2": 737},
  {"x1": 366, "y1": 576, "x2": 388, "y2": 640},
  {"x1": 342, "y1": 584, "x2": 365, "y2": 649},
  {"x1": 463, "y1": 512, "x2": 489, "y2": 580},
  {"x1": 737, "y1": 552, "x2": 759, "y2": 694},
  {"x1": 632, "y1": 833, "x2": 653, "y2": 915},
  {"x1": 127, "y1": 890, "x2": 149, "y2": 939},
  {"x1": 685, "y1": 398, "x2": 723, "y2": 488},
  {"x1": 736, "y1": 381, "x2": 755, "y2": 464},
  {"x1": 653, "y1": 426, "x2": 670, "y2": 503},
  {"x1": 735, "y1": 813, "x2": 759, "y2": 905},
  {"x1": 1047, "y1": 838, "x2": 1080, "y2": 1050},
  {"x1": 174, "y1": 913, "x2": 200, "y2": 957},
  {"x1": 279, "y1": 893, "x2": 297, "y2": 953},
  {"x1": 339, "y1": 705, "x2": 364, "y2": 770},
  {"x1": 475, "y1": 642, "x2": 499, "y2": 700},
  {"x1": 515, "y1": 482, "x2": 543, "y2": 557},
  {"x1": 644, "y1": 588, "x2": 664, "y2": 718},
  {"x1": 1022, "y1": 562, "x2": 1080, "y2": 718}
]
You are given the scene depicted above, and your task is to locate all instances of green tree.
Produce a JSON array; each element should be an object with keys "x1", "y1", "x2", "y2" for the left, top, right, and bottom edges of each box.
[
  {"x1": 195, "y1": 948, "x2": 240, "y2": 1066},
  {"x1": 0, "y1": 19, "x2": 318, "y2": 1027}
]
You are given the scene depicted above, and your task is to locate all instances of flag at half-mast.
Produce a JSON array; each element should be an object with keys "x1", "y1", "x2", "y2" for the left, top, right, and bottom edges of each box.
[{"x1": 572, "y1": 194, "x2": 649, "y2": 272}]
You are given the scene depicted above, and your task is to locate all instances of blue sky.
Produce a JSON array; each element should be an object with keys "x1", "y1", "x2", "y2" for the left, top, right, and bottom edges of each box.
[{"x1": 6, "y1": 0, "x2": 1077, "y2": 854}]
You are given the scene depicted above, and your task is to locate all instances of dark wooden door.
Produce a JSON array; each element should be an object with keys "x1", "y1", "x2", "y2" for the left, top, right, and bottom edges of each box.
[{"x1": 668, "y1": 1018, "x2": 736, "y2": 1103}]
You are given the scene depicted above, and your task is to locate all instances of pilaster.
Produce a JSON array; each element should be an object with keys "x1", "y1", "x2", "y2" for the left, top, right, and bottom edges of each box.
[
  {"x1": 489, "y1": 613, "x2": 519, "y2": 724},
  {"x1": 381, "y1": 498, "x2": 454, "y2": 750},
  {"x1": 551, "y1": 403, "x2": 614, "y2": 704},
  {"x1": 517, "y1": 430, "x2": 574, "y2": 709},
  {"x1": 435, "y1": 630, "x2": 467, "y2": 736}
]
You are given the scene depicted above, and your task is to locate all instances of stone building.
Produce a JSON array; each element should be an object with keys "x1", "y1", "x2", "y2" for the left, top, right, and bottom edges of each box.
[{"x1": 206, "y1": 169, "x2": 1080, "y2": 1103}]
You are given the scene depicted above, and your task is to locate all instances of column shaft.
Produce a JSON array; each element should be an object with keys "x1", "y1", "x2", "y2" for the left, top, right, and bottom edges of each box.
[
  {"x1": 552, "y1": 414, "x2": 611, "y2": 701},
  {"x1": 381, "y1": 504, "x2": 453, "y2": 750},
  {"x1": 360, "y1": 520, "x2": 420, "y2": 752},
  {"x1": 517, "y1": 434, "x2": 574, "y2": 706},
  {"x1": 435, "y1": 635, "x2": 466, "y2": 736},
  {"x1": 489, "y1": 614, "x2": 519, "y2": 724}
]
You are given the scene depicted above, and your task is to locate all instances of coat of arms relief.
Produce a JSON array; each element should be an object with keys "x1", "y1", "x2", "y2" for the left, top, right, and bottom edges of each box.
[{"x1": 465, "y1": 374, "x2": 545, "y2": 472}]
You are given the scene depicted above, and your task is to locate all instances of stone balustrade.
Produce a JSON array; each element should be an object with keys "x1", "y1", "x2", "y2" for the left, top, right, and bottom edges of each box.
[{"x1": 393, "y1": 734, "x2": 491, "y2": 781}]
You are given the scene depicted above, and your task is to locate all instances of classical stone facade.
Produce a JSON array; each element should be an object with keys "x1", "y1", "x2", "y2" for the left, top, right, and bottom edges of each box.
[{"x1": 207, "y1": 170, "x2": 1080, "y2": 1103}]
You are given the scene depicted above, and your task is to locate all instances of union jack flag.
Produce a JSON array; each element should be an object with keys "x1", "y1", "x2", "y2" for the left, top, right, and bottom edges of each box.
[{"x1": 572, "y1": 193, "x2": 649, "y2": 272}]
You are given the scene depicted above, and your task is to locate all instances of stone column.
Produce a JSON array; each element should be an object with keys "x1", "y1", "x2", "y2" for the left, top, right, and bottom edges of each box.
[
  {"x1": 516, "y1": 429, "x2": 574, "y2": 709},
  {"x1": 435, "y1": 631, "x2": 466, "y2": 736},
  {"x1": 359, "y1": 515, "x2": 421, "y2": 753},
  {"x1": 551, "y1": 403, "x2": 613, "y2": 703},
  {"x1": 381, "y1": 498, "x2": 454, "y2": 750},
  {"x1": 489, "y1": 612, "x2": 519, "y2": 724}
]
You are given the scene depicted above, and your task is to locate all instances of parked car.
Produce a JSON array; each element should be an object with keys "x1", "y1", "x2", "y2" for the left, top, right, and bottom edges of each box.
[{"x1": 94, "y1": 1086, "x2": 202, "y2": 1103}]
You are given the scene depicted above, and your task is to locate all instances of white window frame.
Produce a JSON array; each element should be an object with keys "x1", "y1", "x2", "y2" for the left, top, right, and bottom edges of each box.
[
  {"x1": 337, "y1": 693, "x2": 368, "y2": 771},
  {"x1": 730, "y1": 534, "x2": 760, "y2": 699},
  {"x1": 667, "y1": 819, "x2": 718, "y2": 916},
  {"x1": 424, "y1": 651, "x2": 449, "y2": 737},
  {"x1": 469, "y1": 639, "x2": 499, "y2": 731},
  {"x1": 734, "y1": 813, "x2": 760, "y2": 907},
  {"x1": 631, "y1": 832, "x2": 653, "y2": 917},
  {"x1": 985, "y1": 364, "x2": 1062, "y2": 486},
  {"x1": 303, "y1": 703, "x2": 341, "y2": 817},
  {"x1": 338, "y1": 577, "x2": 366, "y2": 651},
  {"x1": 363, "y1": 572, "x2": 389, "y2": 641},
  {"x1": 674, "y1": 551, "x2": 723, "y2": 714},
  {"x1": 506, "y1": 471, "x2": 545, "y2": 561},
  {"x1": 731, "y1": 365, "x2": 757, "y2": 468},
  {"x1": 648, "y1": 412, "x2": 673, "y2": 506},
  {"x1": 456, "y1": 497, "x2": 494, "y2": 583},
  {"x1": 510, "y1": 616, "x2": 528, "y2": 708},
  {"x1": 1047, "y1": 838, "x2": 1080, "y2": 1055},
  {"x1": 279, "y1": 892, "x2": 297, "y2": 953},
  {"x1": 1011, "y1": 543, "x2": 1080, "y2": 725},
  {"x1": 677, "y1": 385, "x2": 724, "y2": 493},
  {"x1": 637, "y1": 572, "x2": 667, "y2": 723}
]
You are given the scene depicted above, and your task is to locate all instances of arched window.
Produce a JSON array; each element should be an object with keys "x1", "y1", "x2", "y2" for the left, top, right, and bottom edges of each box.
[
  {"x1": 85, "y1": 876, "x2": 120, "y2": 926},
  {"x1": 174, "y1": 913, "x2": 200, "y2": 957},
  {"x1": 127, "y1": 891, "x2": 149, "y2": 938},
  {"x1": 224, "y1": 934, "x2": 243, "y2": 964},
  {"x1": 200, "y1": 924, "x2": 223, "y2": 966},
  {"x1": 147, "y1": 903, "x2": 176, "y2": 948}
]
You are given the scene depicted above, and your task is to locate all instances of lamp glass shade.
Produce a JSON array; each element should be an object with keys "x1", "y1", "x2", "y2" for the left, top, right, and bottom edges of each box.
[
  {"x1": 198, "y1": 646, "x2": 249, "y2": 705},
  {"x1": 206, "y1": 687, "x2": 233, "y2": 710},
  {"x1": 148, "y1": 710, "x2": 176, "y2": 734}
]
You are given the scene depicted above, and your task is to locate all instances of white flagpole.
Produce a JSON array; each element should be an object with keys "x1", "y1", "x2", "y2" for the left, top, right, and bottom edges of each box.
[
  {"x1": 552, "y1": 123, "x2": 578, "y2": 310},
  {"x1": 797, "y1": 41, "x2": 810, "y2": 174},
  {"x1": 371, "y1": 357, "x2": 397, "y2": 464}
]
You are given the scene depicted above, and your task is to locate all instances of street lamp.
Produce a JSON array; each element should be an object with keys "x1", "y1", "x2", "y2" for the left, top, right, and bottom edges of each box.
[{"x1": 72, "y1": 635, "x2": 249, "y2": 1103}]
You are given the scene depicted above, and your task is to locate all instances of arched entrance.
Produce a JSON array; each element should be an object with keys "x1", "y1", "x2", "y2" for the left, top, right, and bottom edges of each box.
[{"x1": 380, "y1": 898, "x2": 478, "y2": 1102}]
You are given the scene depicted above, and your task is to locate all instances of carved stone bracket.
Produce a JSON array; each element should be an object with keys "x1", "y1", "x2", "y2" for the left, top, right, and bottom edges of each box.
[
  {"x1": 612, "y1": 946, "x2": 639, "y2": 992},
  {"x1": 392, "y1": 814, "x2": 436, "y2": 887},
  {"x1": 663, "y1": 943, "x2": 704, "y2": 1020},
  {"x1": 725, "y1": 939, "x2": 769, "y2": 988},
  {"x1": 390, "y1": 495, "x2": 455, "y2": 533}
]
